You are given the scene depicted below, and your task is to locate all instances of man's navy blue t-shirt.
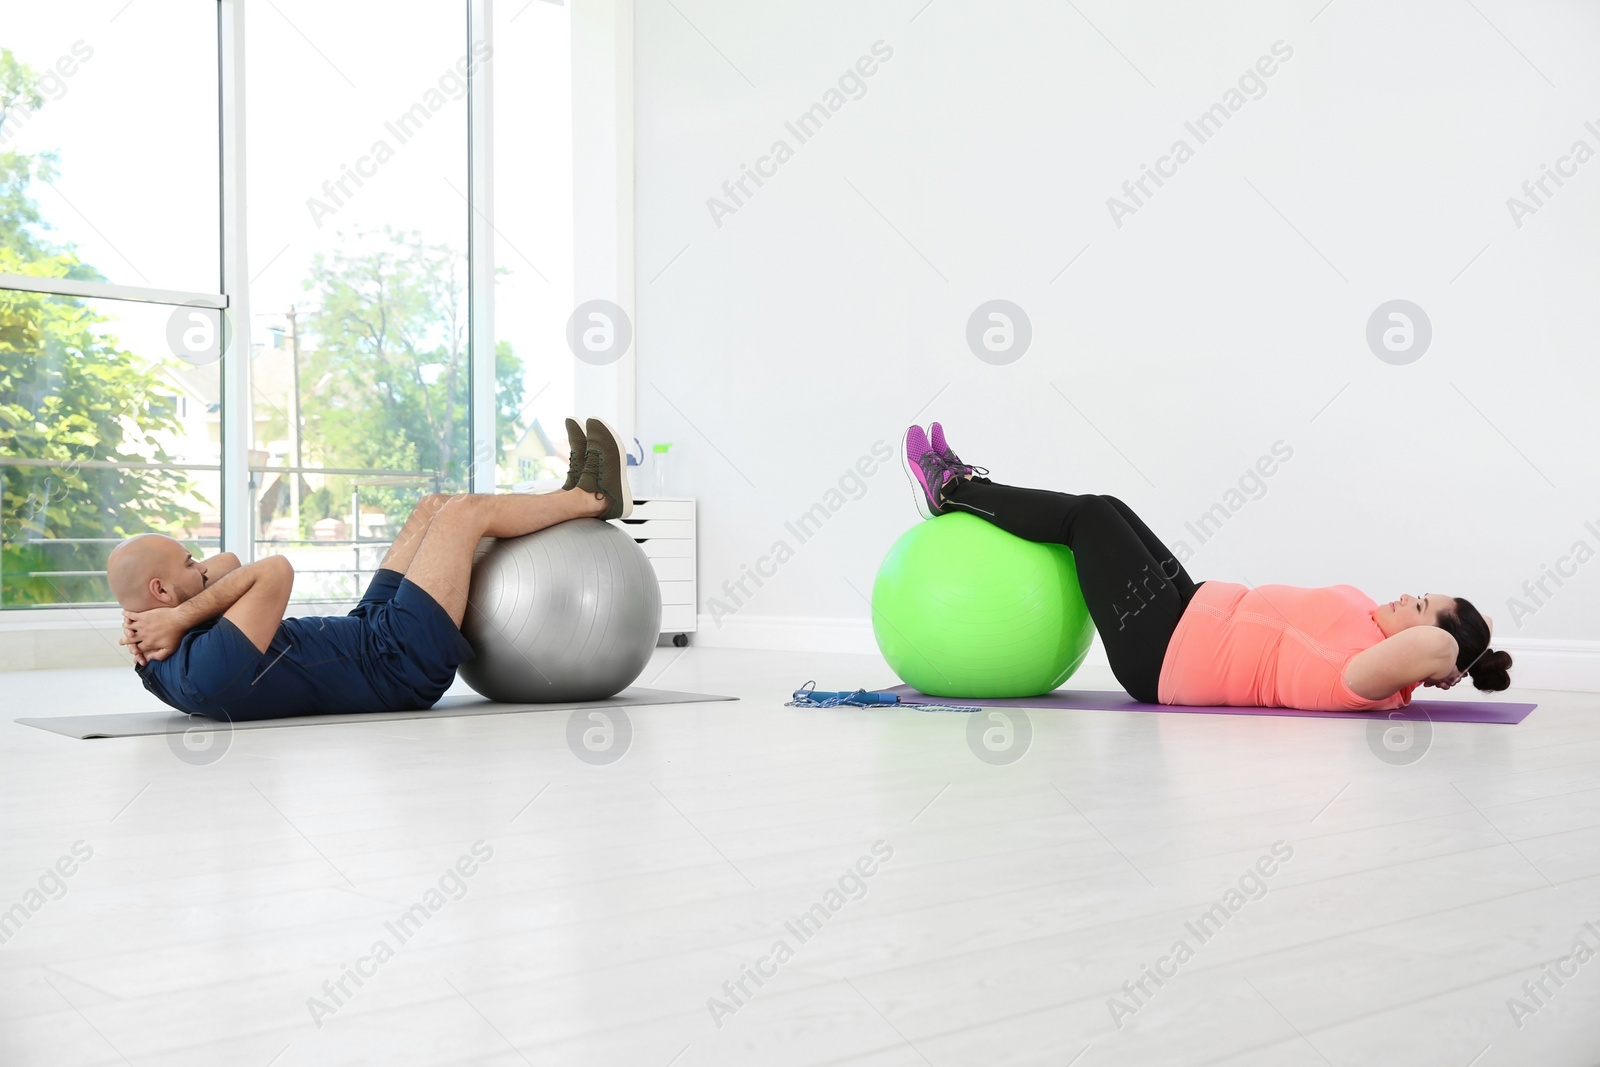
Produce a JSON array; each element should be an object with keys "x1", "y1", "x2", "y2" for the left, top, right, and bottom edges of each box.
[{"x1": 134, "y1": 570, "x2": 474, "y2": 722}]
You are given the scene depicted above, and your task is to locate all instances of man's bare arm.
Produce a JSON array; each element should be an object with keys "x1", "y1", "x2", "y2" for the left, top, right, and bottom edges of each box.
[
  {"x1": 201, "y1": 552, "x2": 242, "y2": 584},
  {"x1": 125, "y1": 556, "x2": 294, "y2": 661},
  {"x1": 183, "y1": 559, "x2": 296, "y2": 652}
]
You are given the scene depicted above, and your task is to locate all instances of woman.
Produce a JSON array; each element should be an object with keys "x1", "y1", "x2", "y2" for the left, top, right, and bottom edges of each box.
[{"x1": 901, "y1": 424, "x2": 1512, "y2": 710}]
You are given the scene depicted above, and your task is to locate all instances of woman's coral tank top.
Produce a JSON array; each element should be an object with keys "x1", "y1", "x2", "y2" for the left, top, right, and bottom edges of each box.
[{"x1": 1158, "y1": 581, "x2": 1419, "y2": 711}]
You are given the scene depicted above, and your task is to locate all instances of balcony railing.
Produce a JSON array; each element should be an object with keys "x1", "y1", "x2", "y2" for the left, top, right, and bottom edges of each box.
[{"x1": 0, "y1": 457, "x2": 520, "y2": 611}]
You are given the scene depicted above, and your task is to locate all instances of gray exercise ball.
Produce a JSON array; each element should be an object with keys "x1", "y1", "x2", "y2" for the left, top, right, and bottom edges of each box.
[{"x1": 458, "y1": 519, "x2": 662, "y2": 703}]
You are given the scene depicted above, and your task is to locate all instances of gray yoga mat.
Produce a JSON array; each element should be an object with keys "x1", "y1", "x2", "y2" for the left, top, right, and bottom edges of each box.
[{"x1": 17, "y1": 688, "x2": 736, "y2": 739}]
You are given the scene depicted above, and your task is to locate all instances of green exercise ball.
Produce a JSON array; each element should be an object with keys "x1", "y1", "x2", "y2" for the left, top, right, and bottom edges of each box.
[{"x1": 871, "y1": 512, "x2": 1096, "y2": 698}]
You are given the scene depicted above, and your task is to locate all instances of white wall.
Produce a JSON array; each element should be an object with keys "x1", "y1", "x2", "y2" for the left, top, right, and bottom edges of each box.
[{"x1": 633, "y1": 0, "x2": 1600, "y2": 688}]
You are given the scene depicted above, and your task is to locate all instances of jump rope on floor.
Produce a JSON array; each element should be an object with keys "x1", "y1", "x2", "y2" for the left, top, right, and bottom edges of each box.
[{"x1": 784, "y1": 680, "x2": 980, "y2": 713}]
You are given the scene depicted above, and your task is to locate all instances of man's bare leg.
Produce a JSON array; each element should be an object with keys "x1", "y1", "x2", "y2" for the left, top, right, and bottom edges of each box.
[
  {"x1": 375, "y1": 493, "x2": 454, "y2": 577},
  {"x1": 405, "y1": 489, "x2": 607, "y2": 627}
]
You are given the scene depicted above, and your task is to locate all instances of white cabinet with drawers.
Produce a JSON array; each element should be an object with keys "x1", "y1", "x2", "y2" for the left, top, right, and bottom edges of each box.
[{"x1": 611, "y1": 498, "x2": 696, "y2": 643}]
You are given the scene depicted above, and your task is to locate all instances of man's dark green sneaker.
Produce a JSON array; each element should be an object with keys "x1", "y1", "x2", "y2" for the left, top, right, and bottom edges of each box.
[
  {"x1": 561, "y1": 417, "x2": 587, "y2": 491},
  {"x1": 577, "y1": 417, "x2": 633, "y2": 520}
]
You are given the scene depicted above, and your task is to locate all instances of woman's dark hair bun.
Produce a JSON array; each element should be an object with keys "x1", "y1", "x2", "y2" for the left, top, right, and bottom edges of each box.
[
  {"x1": 1468, "y1": 648, "x2": 1513, "y2": 693},
  {"x1": 1435, "y1": 596, "x2": 1512, "y2": 692}
]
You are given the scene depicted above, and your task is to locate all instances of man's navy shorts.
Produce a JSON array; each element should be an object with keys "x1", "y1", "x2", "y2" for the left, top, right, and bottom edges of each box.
[{"x1": 350, "y1": 568, "x2": 477, "y2": 706}]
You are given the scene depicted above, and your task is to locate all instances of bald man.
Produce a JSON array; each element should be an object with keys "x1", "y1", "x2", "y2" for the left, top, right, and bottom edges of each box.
[{"x1": 117, "y1": 417, "x2": 631, "y2": 722}]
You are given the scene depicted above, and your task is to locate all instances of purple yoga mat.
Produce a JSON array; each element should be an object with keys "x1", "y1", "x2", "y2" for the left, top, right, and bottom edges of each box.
[{"x1": 884, "y1": 686, "x2": 1535, "y2": 725}]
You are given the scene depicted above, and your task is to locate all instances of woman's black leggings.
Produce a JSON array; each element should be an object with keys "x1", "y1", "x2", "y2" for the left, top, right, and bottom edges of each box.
[{"x1": 941, "y1": 479, "x2": 1204, "y2": 703}]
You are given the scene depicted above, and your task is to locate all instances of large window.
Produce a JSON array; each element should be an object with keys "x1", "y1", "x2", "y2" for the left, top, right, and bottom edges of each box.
[
  {"x1": 1, "y1": 1, "x2": 578, "y2": 612},
  {"x1": 1, "y1": 2, "x2": 225, "y2": 609},
  {"x1": 245, "y1": 1, "x2": 473, "y2": 602},
  {"x1": 0, "y1": 2, "x2": 220, "y2": 288},
  {"x1": 494, "y1": 0, "x2": 575, "y2": 492}
]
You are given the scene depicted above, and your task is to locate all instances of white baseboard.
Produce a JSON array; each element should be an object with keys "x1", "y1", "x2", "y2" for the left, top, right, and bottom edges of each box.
[
  {"x1": 695, "y1": 613, "x2": 881, "y2": 655},
  {"x1": 696, "y1": 614, "x2": 1600, "y2": 695},
  {"x1": 1496, "y1": 638, "x2": 1600, "y2": 695},
  {"x1": 696, "y1": 612, "x2": 1119, "y2": 664}
]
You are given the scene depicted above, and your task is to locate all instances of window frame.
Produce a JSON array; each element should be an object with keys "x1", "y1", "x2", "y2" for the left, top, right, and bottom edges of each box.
[{"x1": 0, "y1": 0, "x2": 630, "y2": 622}]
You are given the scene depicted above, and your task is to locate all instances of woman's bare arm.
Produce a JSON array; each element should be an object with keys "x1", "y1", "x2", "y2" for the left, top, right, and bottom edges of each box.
[{"x1": 1344, "y1": 626, "x2": 1459, "y2": 701}]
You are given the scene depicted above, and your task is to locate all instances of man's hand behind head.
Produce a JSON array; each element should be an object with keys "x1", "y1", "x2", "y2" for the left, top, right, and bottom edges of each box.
[{"x1": 121, "y1": 607, "x2": 186, "y2": 663}]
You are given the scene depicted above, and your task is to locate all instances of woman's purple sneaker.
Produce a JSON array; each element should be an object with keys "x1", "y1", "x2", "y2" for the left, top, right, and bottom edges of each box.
[
  {"x1": 902, "y1": 425, "x2": 956, "y2": 519},
  {"x1": 929, "y1": 421, "x2": 989, "y2": 480}
]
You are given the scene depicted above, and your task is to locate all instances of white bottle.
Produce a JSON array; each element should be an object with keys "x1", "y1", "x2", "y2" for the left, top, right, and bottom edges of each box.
[{"x1": 651, "y1": 442, "x2": 672, "y2": 497}]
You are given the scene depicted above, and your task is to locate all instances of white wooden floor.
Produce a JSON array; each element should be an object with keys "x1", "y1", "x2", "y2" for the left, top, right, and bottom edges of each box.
[{"x1": 1, "y1": 648, "x2": 1597, "y2": 1067}]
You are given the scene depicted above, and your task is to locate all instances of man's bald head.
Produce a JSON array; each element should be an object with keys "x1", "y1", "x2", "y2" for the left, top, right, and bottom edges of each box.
[{"x1": 107, "y1": 534, "x2": 205, "y2": 611}]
